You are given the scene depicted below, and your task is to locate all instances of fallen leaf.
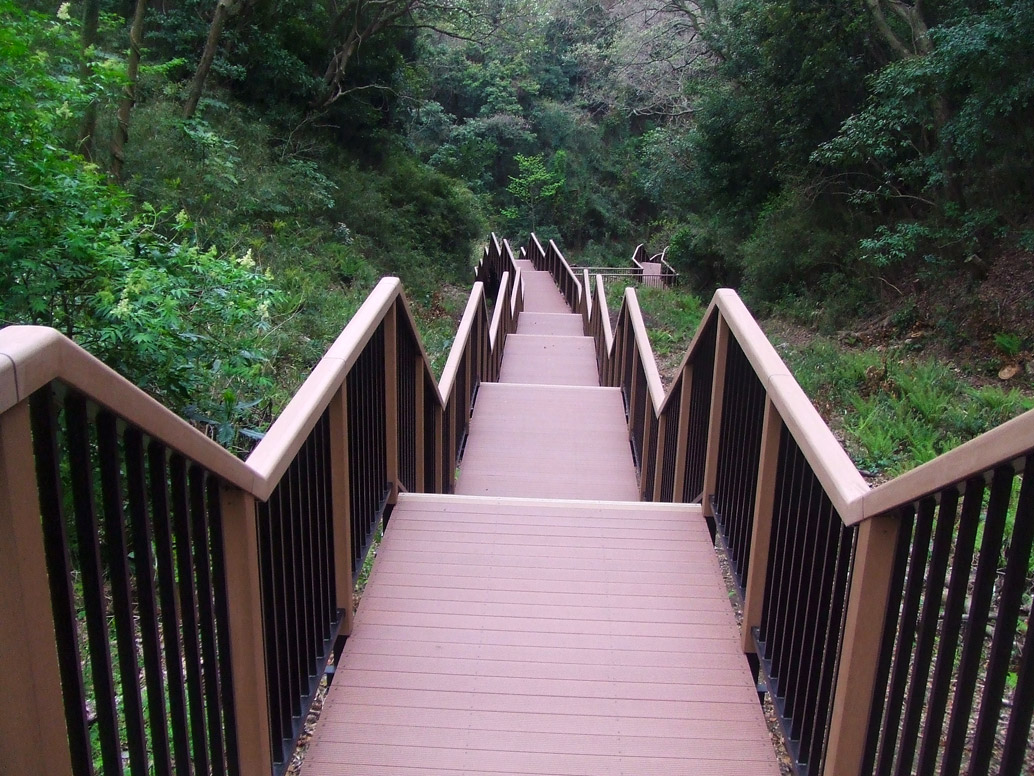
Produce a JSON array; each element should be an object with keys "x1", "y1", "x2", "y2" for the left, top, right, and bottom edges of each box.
[{"x1": 999, "y1": 364, "x2": 1019, "y2": 380}]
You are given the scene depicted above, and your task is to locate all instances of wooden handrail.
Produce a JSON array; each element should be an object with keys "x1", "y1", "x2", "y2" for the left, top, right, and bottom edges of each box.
[
  {"x1": 0, "y1": 325, "x2": 258, "y2": 492},
  {"x1": 248, "y1": 277, "x2": 400, "y2": 500}
]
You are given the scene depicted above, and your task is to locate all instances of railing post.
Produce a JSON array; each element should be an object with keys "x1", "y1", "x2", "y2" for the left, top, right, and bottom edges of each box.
[
  {"x1": 701, "y1": 316, "x2": 730, "y2": 519},
  {"x1": 823, "y1": 513, "x2": 900, "y2": 776},
  {"x1": 0, "y1": 400, "x2": 75, "y2": 776},
  {"x1": 218, "y1": 484, "x2": 274, "y2": 776},
  {"x1": 651, "y1": 411, "x2": 667, "y2": 501},
  {"x1": 434, "y1": 403, "x2": 446, "y2": 493},
  {"x1": 672, "y1": 367, "x2": 694, "y2": 502},
  {"x1": 383, "y1": 303, "x2": 400, "y2": 506},
  {"x1": 741, "y1": 396, "x2": 781, "y2": 653},
  {"x1": 328, "y1": 385, "x2": 355, "y2": 635},
  {"x1": 627, "y1": 345, "x2": 640, "y2": 432},
  {"x1": 414, "y1": 360, "x2": 426, "y2": 490},
  {"x1": 638, "y1": 394, "x2": 653, "y2": 499}
]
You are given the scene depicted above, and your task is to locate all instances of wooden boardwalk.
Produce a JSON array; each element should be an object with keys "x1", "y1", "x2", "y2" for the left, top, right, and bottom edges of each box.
[
  {"x1": 639, "y1": 261, "x2": 663, "y2": 287},
  {"x1": 304, "y1": 262, "x2": 779, "y2": 775}
]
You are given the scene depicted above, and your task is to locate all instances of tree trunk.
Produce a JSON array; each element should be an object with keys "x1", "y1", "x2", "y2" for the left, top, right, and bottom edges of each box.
[
  {"x1": 77, "y1": 0, "x2": 101, "y2": 161},
  {"x1": 111, "y1": 0, "x2": 148, "y2": 180},
  {"x1": 183, "y1": 0, "x2": 238, "y2": 119}
]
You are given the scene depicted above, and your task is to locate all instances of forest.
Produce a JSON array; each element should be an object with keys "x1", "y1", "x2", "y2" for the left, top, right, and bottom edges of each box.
[{"x1": 2, "y1": 0, "x2": 1033, "y2": 452}]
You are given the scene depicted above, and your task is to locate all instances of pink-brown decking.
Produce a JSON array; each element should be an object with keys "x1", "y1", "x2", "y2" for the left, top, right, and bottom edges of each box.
[
  {"x1": 640, "y1": 261, "x2": 664, "y2": 287},
  {"x1": 303, "y1": 265, "x2": 779, "y2": 775}
]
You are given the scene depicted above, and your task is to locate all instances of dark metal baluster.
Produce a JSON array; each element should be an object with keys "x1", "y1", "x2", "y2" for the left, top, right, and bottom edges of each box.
[
  {"x1": 777, "y1": 450, "x2": 818, "y2": 732},
  {"x1": 865, "y1": 501, "x2": 926, "y2": 776},
  {"x1": 892, "y1": 487, "x2": 960, "y2": 776},
  {"x1": 294, "y1": 449, "x2": 315, "y2": 689},
  {"x1": 1000, "y1": 606, "x2": 1034, "y2": 774},
  {"x1": 170, "y1": 454, "x2": 210, "y2": 775},
  {"x1": 967, "y1": 455, "x2": 1034, "y2": 773},
  {"x1": 913, "y1": 478, "x2": 984, "y2": 776},
  {"x1": 29, "y1": 389, "x2": 92, "y2": 776},
  {"x1": 939, "y1": 466, "x2": 1013, "y2": 776},
  {"x1": 969, "y1": 456, "x2": 1034, "y2": 774},
  {"x1": 312, "y1": 415, "x2": 330, "y2": 643},
  {"x1": 321, "y1": 414, "x2": 338, "y2": 626},
  {"x1": 279, "y1": 475, "x2": 302, "y2": 723},
  {"x1": 811, "y1": 520, "x2": 855, "y2": 773},
  {"x1": 124, "y1": 430, "x2": 173, "y2": 776},
  {"x1": 96, "y1": 412, "x2": 148, "y2": 776},
  {"x1": 792, "y1": 497, "x2": 836, "y2": 751},
  {"x1": 257, "y1": 498, "x2": 287, "y2": 763},
  {"x1": 188, "y1": 467, "x2": 226, "y2": 774},
  {"x1": 66, "y1": 393, "x2": 124, "y2": 776},
  {"x1": 760, "y1": 427, "x2": 796, "y2": 682},
  {"x1": 205, "y1": 479, "x2": 241, "y2": 776},
  {"x1": 148, "y1": 442, "x2": 193, "y2": 776}
]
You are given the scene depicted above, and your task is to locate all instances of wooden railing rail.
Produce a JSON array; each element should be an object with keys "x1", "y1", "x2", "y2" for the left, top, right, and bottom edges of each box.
[
  {"x1": 0, "y1": 254, "x2": 522, "y2": 776},
  {"x1": 587, "y1": 276, "x2": 1034, "y2": 776}
]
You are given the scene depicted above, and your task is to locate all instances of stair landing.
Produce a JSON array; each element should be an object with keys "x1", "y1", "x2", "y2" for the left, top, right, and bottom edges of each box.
[{"x1": 305, "y1": 494, "x2": 780, "y2": 776}]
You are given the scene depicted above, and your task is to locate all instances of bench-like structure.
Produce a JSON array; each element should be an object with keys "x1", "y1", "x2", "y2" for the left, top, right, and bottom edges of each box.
[{"x1": 1, "y1": 234, "x2": 1031, "y2": 776}]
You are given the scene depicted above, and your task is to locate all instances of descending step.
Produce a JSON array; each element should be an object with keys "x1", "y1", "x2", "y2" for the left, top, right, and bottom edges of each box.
[
  {"x1": 306, "y1": 493, "x2": 780, "y2": 776},
  {"x1": 457, "y1": 383, "x2": 638, "y2": 500},
  {"x1": 519, "y1": 271, "x2": 570, "y2": 314},
  {"x1": 498, "y1": 334, "x2": 599, "y2": 386},
  {"x1": 515, "y1": 312, "x2": 585, "y2": 336}
]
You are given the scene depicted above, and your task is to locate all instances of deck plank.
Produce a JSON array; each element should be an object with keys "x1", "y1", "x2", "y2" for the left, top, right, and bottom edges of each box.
[
  {"x1": 516, "y1": 312, "x2": 586, "y2": 336},
  {"x1": 456, "y1": 383, "x2": 638, "y2": 500},
  {"x1": 307, "y1": 495, "x2": 778, "y2": 776},
  {"x1": 497, "y1": 334, "x2": 599, "y2": 386},
  {"x1": 519, "y1": 271, "x2": 572, "y2": 314}
]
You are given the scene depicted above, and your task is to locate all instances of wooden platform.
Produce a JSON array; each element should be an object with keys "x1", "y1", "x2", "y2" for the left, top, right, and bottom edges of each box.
[
  {"x1": 303, "y1": 260, "x2": 778, "y2": 775},
  {"x1": 497, "y1": 334, "x2": 599, "y2": 387},
  {"x1": 516, "y1": 312, "x2": 586, "y2": 336},
  {"x1": 306, "y1": 495, "x2": 779, "y2": 776},
  {"x1": 640, "y1": 261, "x2": 663, "y2": 287},
  {"x1": 456, "y1": 383, "x2": 639, "y2": 500}
]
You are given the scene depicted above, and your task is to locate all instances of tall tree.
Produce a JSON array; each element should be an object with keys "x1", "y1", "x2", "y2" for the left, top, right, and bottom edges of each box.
[
  {"x1": 111, "y1": 0, "x2": 148, "y2": 178},
  {"x1": 77, "y1": 0, "x2": 101, "y2": 159},
  {"x1": 183, "y1": 0, "x2": 253, "y2": 119}
]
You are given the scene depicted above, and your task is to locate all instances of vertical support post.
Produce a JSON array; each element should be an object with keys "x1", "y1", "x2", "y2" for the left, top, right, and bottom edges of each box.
[
  {"x1": 414, "y1": 357, "x2": 426, "y2": 492},
  {"x1": 824, "y1": 513, "x2": 900, "y2": 776},
  {"x1": 638, "y1": 397, "x2": 653, "y2": 498},
  {"x1": 0, "y1": 400, "x2": 75, "y2": 776},
  {"x1": 465, "y1": 319, "x2": 474, "y2": 416},
  {"x1": 701, "y1": 316, "x2": 730, "y2": 518},
  {"x1": 672, "y1": 367, "x2": 694, "y2": 502},
  {"x1": 628, "y1": 347, "x2": 640, "y2": 439},
  {"x1": 434, "y1": 404, "x2": 446, "y2": 494},
  {"x1": 328, "y1": 385, "x2": 355, "y2": 636},
  {"x1": 218, "y1": 485, "x2": 274, "y2": 776},
  {"x1": 383, "y1": 303, "x2": 399, "y2": 505},
  {"x1": 651, "y1": 411, "x2": 667, "y2": 502},
  {"x1": 741, "y1": 397, "x2": 781, "y2": 653}
]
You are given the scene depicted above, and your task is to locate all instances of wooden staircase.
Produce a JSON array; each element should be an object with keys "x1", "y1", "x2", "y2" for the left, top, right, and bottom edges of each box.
[{"x1": 301, "y1": 252, "x2": 779, "y2": 775}]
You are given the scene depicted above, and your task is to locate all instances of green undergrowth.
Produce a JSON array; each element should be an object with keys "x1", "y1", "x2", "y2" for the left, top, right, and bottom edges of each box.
[
  {"x1": 774, "y1": 338, "x2": 1034, "y2": 477},
  {"x1": 630, "y1": 283, "x2": 1032, "y2": 480}
]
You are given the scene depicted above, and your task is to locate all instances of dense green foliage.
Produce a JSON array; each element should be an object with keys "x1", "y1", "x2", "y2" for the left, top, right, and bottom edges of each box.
[
  {"x1": 655, "y1": 0, "x2": 1034, "y2": 324},
  {"x1": 2, "y1": 0, "x2": 1031, "y2": 449}
]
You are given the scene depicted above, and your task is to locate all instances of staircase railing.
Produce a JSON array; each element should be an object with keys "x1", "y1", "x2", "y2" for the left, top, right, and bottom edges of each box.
[
  {"x1": 0, "y1": 253, "x2": 523, "y2": 776},
  {"x1": 583, "y1": 276, "x2": 1034, "y2": 776},
  {"x1": 525, "y1": 232, "x2": 582, "y2": 310}
]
